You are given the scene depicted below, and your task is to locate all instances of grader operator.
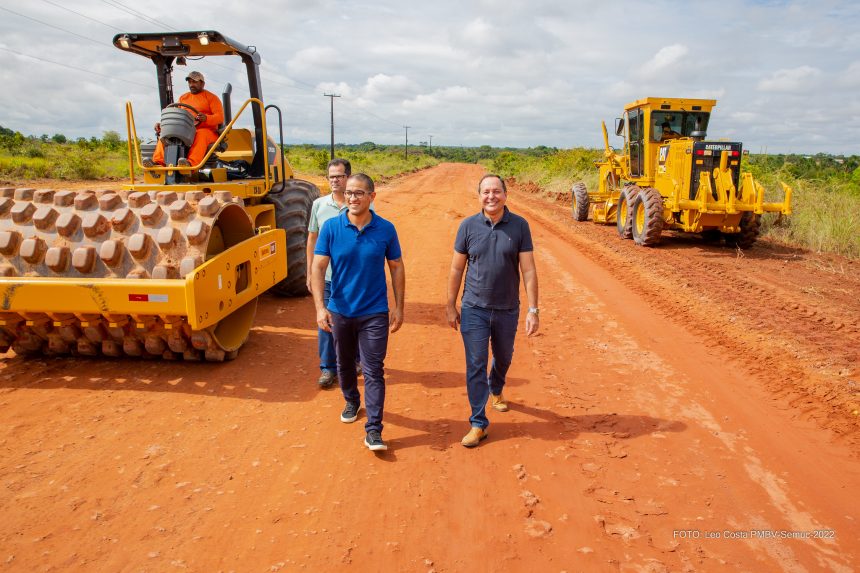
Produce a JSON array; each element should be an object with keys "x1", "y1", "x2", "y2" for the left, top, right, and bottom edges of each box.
[
  {"x1": 571, "y1": 97, "x2": 792, "y2": 247},
  {"x1": 0, "y1": 31, "x2": 319, "y2": 361}
]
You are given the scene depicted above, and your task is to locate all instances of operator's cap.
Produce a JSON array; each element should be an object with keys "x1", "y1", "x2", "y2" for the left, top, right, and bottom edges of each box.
[{"x1": 185, "y1": 71, "x2": 205, "y2": 82}]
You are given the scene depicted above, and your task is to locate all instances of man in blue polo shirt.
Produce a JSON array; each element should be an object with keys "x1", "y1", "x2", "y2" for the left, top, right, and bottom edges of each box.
[
  {"x1": 311, "y1": 173, "x2": 405, "y2": 452},
  {"x1": 446, "y1": 174, "x2": 540, "y2": 448}
]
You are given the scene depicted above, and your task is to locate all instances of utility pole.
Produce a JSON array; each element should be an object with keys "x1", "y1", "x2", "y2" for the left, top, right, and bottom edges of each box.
[
  {"x1": 323, "y1": 93, "x2": 341, "y2": 160},
  {"x1": 428, "y1": 135, "x2": 432, "y2": 152},
  {"x1": 403, "y1": 125, "x2": 410, "y2": 159}
]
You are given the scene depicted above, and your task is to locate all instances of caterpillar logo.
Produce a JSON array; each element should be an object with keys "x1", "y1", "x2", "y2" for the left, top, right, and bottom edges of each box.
[
  {"x1": 704, "y1": 144, "x2": 733, "y2": 151},
  {"x1": 259, "y1": 241, "x2": 277, "y2": 261}
]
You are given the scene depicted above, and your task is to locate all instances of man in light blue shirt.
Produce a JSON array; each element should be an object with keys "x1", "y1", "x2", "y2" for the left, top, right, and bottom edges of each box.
[{"x1": 306, "y1": 158, "x2": 351, "y2": 388}]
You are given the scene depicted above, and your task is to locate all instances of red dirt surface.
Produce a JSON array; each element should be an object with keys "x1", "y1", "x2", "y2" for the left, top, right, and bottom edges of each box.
[{"x1": 1, "y1": 163, "x2": 858, "y2": 572}]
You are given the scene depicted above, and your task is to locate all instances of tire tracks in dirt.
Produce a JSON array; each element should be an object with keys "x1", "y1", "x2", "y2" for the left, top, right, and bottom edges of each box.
[
  {"x1": 509, "y1": 184, "x2": 859, "y2": 447},
  {"x1": 1, "y1": 164, "x2": 857, "y2": 572}
]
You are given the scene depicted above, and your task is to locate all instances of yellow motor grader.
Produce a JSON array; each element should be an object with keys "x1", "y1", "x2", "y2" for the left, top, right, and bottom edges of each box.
[
  {"x1": 0, "y1": 31, "x2": 320, "y2": 361},
  {"x1": 572, "y1": 97, "x2": 792, "y2": 247}
]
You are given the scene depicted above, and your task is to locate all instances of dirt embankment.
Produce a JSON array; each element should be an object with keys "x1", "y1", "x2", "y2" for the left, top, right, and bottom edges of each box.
[
  {"x1": 1, "y1": 163, "x2": 858, "y2": 572},
  {"x1": 508, "y1": 178, "x2": 860, "y2": 445}
]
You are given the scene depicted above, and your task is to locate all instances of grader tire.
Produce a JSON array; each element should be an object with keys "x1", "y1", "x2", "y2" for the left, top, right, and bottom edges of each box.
[
  {"x1": 631, "y1": 187, "x2": 664, "y2": 247},
  {"x1": 571, "y1": 182, "x2": 589, "y2": 222},
  {"x1": 701, "y1": 229, "x2": 722, "y2": 243},
  {"x1": 616, "y1": 185, "x2": 640, "y2": 239},
  {"x1": 265, "y1": 178, "x2": 320, "y2": 297},
  {"x1": 723, "y1": 213, "x2": 761, "y2": 249}
]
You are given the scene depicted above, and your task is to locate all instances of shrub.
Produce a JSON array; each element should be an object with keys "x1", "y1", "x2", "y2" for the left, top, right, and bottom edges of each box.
[{"x1": 24, "y1": 144, "x2": 45, "y2": 158}]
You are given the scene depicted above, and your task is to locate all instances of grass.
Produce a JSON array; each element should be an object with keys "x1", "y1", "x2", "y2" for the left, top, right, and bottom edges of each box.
[
  {"x1": 490, "y1": 148, "x2": 860, "y2": 259},
  {"x1": 488, "y1": 148, "x2": 602, "y2": 197},
  {"x1": 759, "y1": 178, "x2": 860, "y2": 258},
  {"x1": 0, "y1": 141, "x2": 439, "y2": 183},
  {"x1": 284, "y1": 145, "x2": 439, "y2": 181},
  {"x1": 0, "y1": 146, "x2": 128, "y2": 181}
]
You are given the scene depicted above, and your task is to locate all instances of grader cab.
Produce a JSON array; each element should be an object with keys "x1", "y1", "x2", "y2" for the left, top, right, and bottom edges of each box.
[
  {"x1": 572, "y1": 97, "x2": 792, "y2": 247},
  {"x1": 0, "y1": 31, "x2": 319, "y2": 361}
]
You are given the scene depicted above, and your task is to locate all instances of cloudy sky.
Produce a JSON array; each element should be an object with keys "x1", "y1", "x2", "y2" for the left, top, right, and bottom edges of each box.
[{"x1": 1, "y1": 0, "x2": 857, "y2": 154}]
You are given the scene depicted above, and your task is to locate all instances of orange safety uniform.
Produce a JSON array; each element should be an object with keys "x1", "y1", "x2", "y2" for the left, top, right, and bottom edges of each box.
[{"x1": 152, "y1": 89, "x2": 224, "y2": 167}]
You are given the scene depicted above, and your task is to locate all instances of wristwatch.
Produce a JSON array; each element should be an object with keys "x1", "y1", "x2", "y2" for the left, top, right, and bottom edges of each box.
[{"x1": 528, "y1": 307, "x2": 539, "y2": 315}]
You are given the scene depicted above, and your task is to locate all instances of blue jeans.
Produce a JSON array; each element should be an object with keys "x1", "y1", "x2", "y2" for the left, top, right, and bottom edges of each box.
[
  {"x1": 318, "y1": 281, "x2": 337, "y2": 373},
  {"x1": 330, "y1": 311, "x2": 389, "y2": 433},
  {"x1": 460, "y1": 305, "x2": 519, "y2": 429}
]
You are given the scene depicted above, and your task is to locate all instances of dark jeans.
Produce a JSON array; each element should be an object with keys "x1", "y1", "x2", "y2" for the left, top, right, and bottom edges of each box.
[
  {"x1": 460, "y1": 304, "x2": 519, "y2": 429},
  {"x1": 330, "y1": 311, "x2": 389, "y2": 433},
  {"x1": 318, "y1": 281, "x2": 337, "y2": 373}
]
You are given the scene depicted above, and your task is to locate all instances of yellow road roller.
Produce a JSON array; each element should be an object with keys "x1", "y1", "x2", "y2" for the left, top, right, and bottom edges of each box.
[{"x1": 0, "y1": 31, "x2": 320, "y2": 361}]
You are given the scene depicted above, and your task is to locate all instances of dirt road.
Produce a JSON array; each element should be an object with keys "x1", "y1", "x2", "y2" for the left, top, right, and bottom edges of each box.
[{"x1": 1, "y1": 163, "x2": 858, "y2": 572}]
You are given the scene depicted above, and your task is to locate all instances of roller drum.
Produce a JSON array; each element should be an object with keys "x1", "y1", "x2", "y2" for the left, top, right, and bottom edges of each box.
[{"x1": 0, "y1": 187, "x2": 256, "y2": 361}]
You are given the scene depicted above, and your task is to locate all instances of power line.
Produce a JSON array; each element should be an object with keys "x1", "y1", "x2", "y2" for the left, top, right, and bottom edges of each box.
[
  {"x1": 0, "y1": 5, "x2": 242, "y2": 103},
  {"x1": 339, "y1": 98, "x2": 403, "y2": 128},
  {"x1": 0, "y1": 6, "x2": 107, "y2": 47},
  {"x1": 0, "y1": 5, "x2": 420, "y2": 142},
  {"x1": 5, "y1": 3, "x2": 387, "y2": 127},
  {"x1": 99, "y1": 0, "x2": 177, "y2": 31},
  {"x1": 38, "y1": 0, "x2": 125, "y2": 32},
  {"x1": 0, "y1": 45, "x2": 151, "y2": 89},
  {"x1": 256, "y1": 71, "x2": 318, "y2": 93}
]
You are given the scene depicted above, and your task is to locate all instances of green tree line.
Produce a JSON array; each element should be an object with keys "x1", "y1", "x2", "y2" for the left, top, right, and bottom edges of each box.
[{"x1": 2, "y1": 124, "x2": 856, "y2": 258}]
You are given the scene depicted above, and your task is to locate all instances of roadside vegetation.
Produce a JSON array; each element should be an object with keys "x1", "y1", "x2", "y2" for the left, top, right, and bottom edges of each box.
[
  {"x1": 490, "y1": 148, "x2": 860, "y2": 259},
  {"x1": 2, "y1": 125, "x2": 857, "y2": 258},
  {"x1": 0, "y1": 126, "x2": 127, "y2": 180},
  {"x1": 284, "y1": 142, "x2": 437, "y2": 181}
]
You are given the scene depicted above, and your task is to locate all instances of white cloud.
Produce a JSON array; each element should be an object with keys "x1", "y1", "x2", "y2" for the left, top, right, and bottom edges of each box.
[
  {"x1": 0, "y1": 0, "x2": 856, "y2": 153},
  {"x1": 360, "y1": 74, "x2": 420, "y2": 101},
  {"x1": 370, "y1": 43, "x2": 461, "y2": 60},
  {"x1": 316, "y1": 81, "x2": 354, "y2": 98},
  {"x1": 403, "y1": 86, "x2": 474, "y2": 110},
  {"x1": 461, "y1": 18, "x2": 497, "y2": 48},
  {"x1": 836, "y1": 61, "x2": 860, "y2": 88},
  {"x1": 728, "y1": 111, "x2": 757, "y2": 123},
  {"x1": 639, "y1": 44, "x2": 690, "y2": 77},
  {"x1": 286, "y1": 46, "x2": 342, "y2": 73},
  {"x1": 756, "y1": 66, "x2": 823, "y2": 92}
]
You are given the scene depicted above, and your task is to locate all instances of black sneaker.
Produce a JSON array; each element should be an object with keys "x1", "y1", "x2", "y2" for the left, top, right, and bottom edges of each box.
[
  {"x1": 340, "y1": 402, "x2": 360, "y2": 423},
  {"x1": 364, "y1": 430, "x2": 387, "y2": 451}
]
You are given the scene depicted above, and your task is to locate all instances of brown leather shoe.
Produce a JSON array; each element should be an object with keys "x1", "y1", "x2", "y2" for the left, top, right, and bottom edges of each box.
[
  {"x1": 491, "y1": 393, "x2": 509, "y2": 412},
  {"x1": 461, "y1": 426, "x2": 488, "y2": 448}
]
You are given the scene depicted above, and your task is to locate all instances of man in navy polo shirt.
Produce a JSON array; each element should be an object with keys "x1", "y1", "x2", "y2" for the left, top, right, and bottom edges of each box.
[
  {"x1": 446, "y1": 174, "x2": 539, "y2": 448},
  {"x1": 311, "y1": 173, "x2": 405, "y2": 452}
]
